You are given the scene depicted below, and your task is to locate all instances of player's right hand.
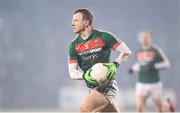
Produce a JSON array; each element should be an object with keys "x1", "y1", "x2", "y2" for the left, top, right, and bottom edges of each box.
[
  {"x1": 103, "y1": 62, "x2": 117, "y2": 80},
  {"x1": 83, "y1": 69, "x2": 98, "y2": 85}
]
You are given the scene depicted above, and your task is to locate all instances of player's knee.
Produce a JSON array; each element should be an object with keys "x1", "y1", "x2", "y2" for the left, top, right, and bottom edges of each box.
[
  {"x1": 79, "y1": 102, "x2": 91, "y2": 112},
  {"x1": 136, "y1": 101, "x2": 144, "y2": 112},
  {"x1": 153, "y1": 99, "x2": 163, "y2": 112},
  {"x1": 137, "y1": 106, "x2": 144, "y2": 112},
  {"x1": 79, "y1": 102, "x2": 87, "y2": 112}
]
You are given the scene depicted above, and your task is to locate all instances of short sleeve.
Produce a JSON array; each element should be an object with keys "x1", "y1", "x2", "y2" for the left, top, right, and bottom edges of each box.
[
  {"x1": 68, "y1": 43, "x2": 78, "y2": 64},
  {"x1": 102, "y1": 32, "x2": 122, "y2": 50},
  {"x1": 156, "y1": 48, "x2": 166, "y2": 62}
]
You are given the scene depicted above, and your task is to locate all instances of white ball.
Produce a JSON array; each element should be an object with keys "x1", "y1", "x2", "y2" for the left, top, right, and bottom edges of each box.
[{"x1": 90, "y1": 63, "x2": 109, "y2": 84}]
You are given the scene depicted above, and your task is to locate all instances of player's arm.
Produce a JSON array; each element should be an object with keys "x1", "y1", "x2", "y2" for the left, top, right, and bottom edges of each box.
[
  {"x1": 68, "y1": 43, "x2": 83, "y2": 80},
  {"x1": 154, "y1": 48, "x2": 170, "y2": 69},
  {"x1": 102, "y1": 33, "x2": 132, "y2": 79},
  {"x1": 68, "y1": 59, "x2": 98, "y2": 86},
  {"x1": 113, "y1": 41, "x2": 132, "y2": 65},
  {"x1": 68, "y1": 44, "x2": 97, "y2": 84},
  {"x1": 128, "y1": 62, "x2": 140, "y2": 74},
  {"x1": 103, "y1": 41, "x2": 132, "y2": 79},
  {"x1": 68, "y1": 61, "x2": 83, "y2": 80},
  {"x1": 68, "y1": 59, "x2": 97, "y2": 85}
]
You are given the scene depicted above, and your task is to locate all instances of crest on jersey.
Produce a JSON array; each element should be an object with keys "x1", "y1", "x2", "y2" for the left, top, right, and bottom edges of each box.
[{"x1": 94, "y1": 39, "x2": 99, "y2": 47}]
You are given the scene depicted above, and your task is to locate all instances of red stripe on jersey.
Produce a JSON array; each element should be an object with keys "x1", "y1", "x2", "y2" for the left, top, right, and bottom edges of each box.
[
  {"x1": 75, "y1": 37, "x2": 105, "y2": 52},
  {"x1": 68, "y1": 60, "x2": 78, "y2": 64},
  {"x1": 137, "y1": 51, "x2": 155, "y2": 61},
  {"x1": 112, "y1": 41, "x2": 122, "y2": 50}
]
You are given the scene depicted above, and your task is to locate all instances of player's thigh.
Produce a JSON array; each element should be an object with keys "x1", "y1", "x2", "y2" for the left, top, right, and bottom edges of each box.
[
  {"x1": 150, "y1": 82, "x2": 163, "y2": 111},
  {"x1": 135, "y1": 82, "x2": 149, "y2": 98},
  {"x1": 135, "y1": 82, "x2": 149, "y2": 106},
  {"x1": 101, "y1": 101, "x2": 119, "y2": 112},
  {"x1": 150, "y1": 82, "x2": 163, "y2": 101},
  {"x1": 96, "y1": 80, "x2": 119, "y2": 112},
  {"x1": 79, "y1": 89, "x2": 109, "y2": 112},
  {"x1": 136, "y1": 95, "x2": 147, "y2": 106}
]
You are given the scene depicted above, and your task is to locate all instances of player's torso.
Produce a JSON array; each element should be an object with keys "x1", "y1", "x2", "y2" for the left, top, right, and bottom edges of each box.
[
  {"x1": 136, "y1": 47, "x2": 162, "y2": 83},
  {"x1": 74, "y1": 30, "x2": 111, "y2": 71}
]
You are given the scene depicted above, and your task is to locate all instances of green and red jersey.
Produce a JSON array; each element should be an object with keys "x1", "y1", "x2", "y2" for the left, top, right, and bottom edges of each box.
[
  {"x1": 136, "y1": 47, "x2": 164, "y2": 83},
  {"x1": 68, "y1": 29, "x2": 121, "y2": 72}
]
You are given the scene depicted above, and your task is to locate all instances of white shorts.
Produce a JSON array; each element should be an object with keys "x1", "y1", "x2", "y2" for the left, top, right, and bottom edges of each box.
[
  {"x1": 93, "y1": 80, "x2": 119, "y2": 103},
  {"x1": 136, "y1": 81, "x2": 163, "y2": 100}
]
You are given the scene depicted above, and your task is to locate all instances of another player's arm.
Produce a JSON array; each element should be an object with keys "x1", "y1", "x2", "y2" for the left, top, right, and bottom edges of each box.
[
  {"x1": 154, "y1": 48, "x2": 170, "y2": 69},
  {"x1": 128, "y1": 62, "x2": 140, "y2": 74}
]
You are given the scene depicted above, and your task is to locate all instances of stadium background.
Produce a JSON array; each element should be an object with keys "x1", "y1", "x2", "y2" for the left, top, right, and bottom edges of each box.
[{"x1": 0, "y1": 0, "x2": 179, "y2": 112}]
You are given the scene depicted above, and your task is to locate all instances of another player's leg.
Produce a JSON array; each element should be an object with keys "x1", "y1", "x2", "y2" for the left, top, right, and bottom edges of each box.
[
  {"x1": 151, "y1": 82, "x2": 163, "y2": 112},
  {"x1": 136, "y1": 95, "x2": 147, "y2": 112},
  {"x1": 153, "y1": 97, "x2": 163, "y2": 112},
  {"x1": 79, "y1": 89, "x2": 109, "y2": 112},
  {"x1": 135, "y1": 82, "x2": 148, "y2": 112}
]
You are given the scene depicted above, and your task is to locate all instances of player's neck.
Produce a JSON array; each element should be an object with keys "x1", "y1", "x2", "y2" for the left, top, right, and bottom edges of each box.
[
  {"x1": 143, "y1": 45, "x2": 152, "y2": 49},
  {"x1": 80, "y1": 26, "x2": 93, "y2": 39}
]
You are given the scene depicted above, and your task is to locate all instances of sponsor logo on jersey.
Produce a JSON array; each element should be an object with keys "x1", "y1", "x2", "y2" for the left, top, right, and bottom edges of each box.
[
  {"x1": 81, "y1": 54, "x2": 98, "y2": 61},
  {"x1": 78, "y1": 47, "x2": 102, "y2": 56}
]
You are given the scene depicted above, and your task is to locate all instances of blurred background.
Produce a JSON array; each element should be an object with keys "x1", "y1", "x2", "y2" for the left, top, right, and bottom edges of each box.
[{"x1": 0, "y1": 0, "x2": 179, "y2": 112}]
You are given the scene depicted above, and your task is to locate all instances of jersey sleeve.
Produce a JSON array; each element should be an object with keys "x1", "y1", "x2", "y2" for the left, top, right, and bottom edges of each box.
[
  {"x1": 102, "y1": 32, "x2": 122, "y2": 50},
  {"x1": 155, "y1": 48, "x2": 165, "y2": 62},
  {"x1": 68, "y1": 43, "x2": 78, "y2": 64},
  {"x1": 154, "y1": 47, "x2": 170, "y2": 69}
]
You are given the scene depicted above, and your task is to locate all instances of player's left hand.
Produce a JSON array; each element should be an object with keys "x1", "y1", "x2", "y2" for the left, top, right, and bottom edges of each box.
[
  {"x1": 83, "y1": 69, "x2": 98, "y2": 85},
  {"x1": 103, "y1": 61, "x2": 119, "y2": 80}
]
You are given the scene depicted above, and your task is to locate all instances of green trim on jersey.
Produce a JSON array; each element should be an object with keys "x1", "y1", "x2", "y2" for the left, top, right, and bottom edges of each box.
[{"x1": 136, "y1": 47, "x2": 164, "y2": 83}]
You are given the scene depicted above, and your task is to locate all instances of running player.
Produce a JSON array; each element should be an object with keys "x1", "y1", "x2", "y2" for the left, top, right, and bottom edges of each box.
[
  {"x1": 128, "y1": 32, "x2": 170, "y2": 112},
  {"x1": 68, "y1": 9, "x2": 132, "y2": 112}
]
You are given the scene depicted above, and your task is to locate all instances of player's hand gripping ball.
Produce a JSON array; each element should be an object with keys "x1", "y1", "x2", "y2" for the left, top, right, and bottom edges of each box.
[
  {"x1": 83, "y1": 69, "x2": 98, "y2": 85},
  {"x1": 90, "y1": 63, "x2": 117, "y2": 85}
]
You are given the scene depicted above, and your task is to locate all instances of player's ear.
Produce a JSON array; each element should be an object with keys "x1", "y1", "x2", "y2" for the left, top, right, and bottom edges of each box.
[{"x1": 84, "y1": 20, "x2": 89, "y2": 27}]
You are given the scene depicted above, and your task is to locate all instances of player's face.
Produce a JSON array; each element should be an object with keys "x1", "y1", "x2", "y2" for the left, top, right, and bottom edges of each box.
[
  {"x1": 71, "y1": 12, "x2": 86, "y2": 34},
  {"x1": 139, "y1": 32, "x2": 152, "y2": 48}
]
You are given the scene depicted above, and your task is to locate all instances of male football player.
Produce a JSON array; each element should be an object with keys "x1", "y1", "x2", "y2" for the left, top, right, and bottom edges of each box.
[
  {"x1": 68, "y1": 9, "x2": 132, "y2": 112},
  {"x1": 129, "y1": 32, "x2": 170, "y2": 112}
]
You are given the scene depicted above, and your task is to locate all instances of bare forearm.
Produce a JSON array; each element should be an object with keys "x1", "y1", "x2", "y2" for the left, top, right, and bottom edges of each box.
[
  {"x1": 155, "y1": 48, "x2": 170, "y2": 69},
  {"x1": 114, "y1": 42, "x2": 132, "y2": 65},
  {"x1": 155, "y1": 60, "x2": 170, "y2": 69}
]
